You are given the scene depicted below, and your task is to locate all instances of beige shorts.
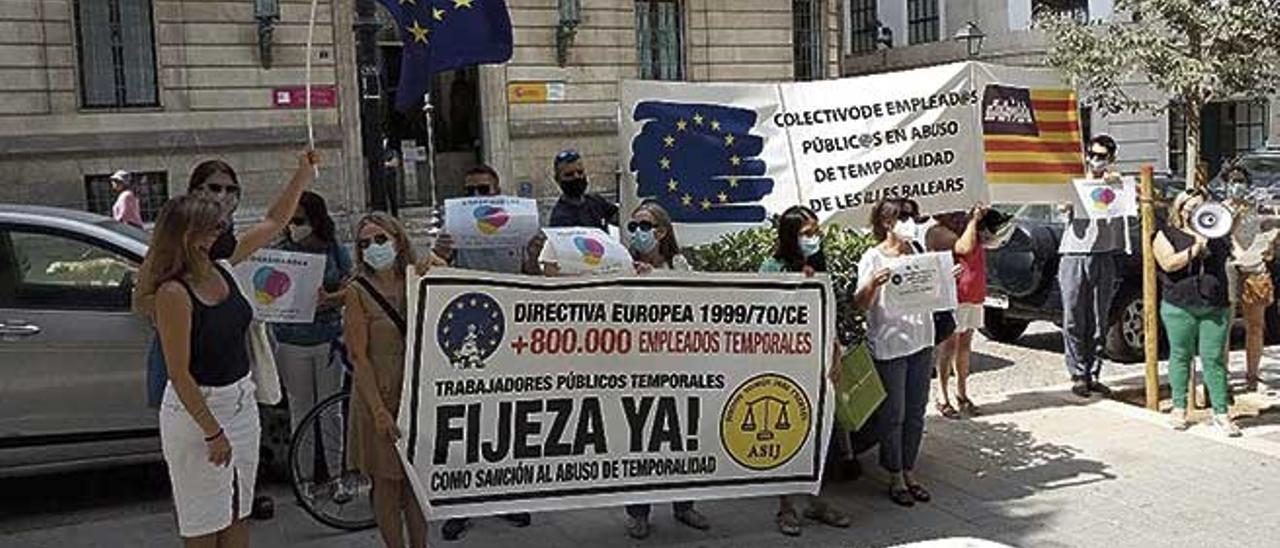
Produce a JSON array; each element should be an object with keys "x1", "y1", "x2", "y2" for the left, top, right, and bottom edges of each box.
[{"x1": 955, "y1": 303, "x2": 985, "y2": 332}]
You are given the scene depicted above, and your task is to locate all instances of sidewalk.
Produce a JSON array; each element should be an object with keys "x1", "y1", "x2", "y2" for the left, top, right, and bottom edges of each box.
[{"x1": 7, "y1": 382, "x2": 1280, "y2": 548}]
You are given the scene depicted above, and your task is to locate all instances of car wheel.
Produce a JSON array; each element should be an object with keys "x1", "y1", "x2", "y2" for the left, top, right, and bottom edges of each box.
[
  {"x1": 980, "y1": 309, "x2": 1030, "y2": 343},
  {"x1": 1106, "y1": 292, "x2": 1149, "y2": 363}
]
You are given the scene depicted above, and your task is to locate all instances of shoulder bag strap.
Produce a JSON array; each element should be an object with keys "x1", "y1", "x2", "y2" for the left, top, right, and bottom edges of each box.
[{"x1": 353, "y1": 276, "x2": 407, "y2": 335}]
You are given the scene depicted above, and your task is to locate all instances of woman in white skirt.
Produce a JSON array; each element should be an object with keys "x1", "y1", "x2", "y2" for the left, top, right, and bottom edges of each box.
[{"x1": 137, "y1": 151, "x2": 317, "y2": 546}]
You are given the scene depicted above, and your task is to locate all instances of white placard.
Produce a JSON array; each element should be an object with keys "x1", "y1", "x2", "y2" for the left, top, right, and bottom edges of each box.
[
  {"x1": 1071, "y1": 176, "x2": 1137, "y2": 220},
  {"x1": 230, "y1": 249, "x2": 327, "y2": 324},
  {"x1": 444, "y1": 197, "x2": 541, "y2": 250},
  {"x1": 538, "y1": 227, "x2": 636, "y2": 276},
  {"x1": 882, "y1": 251, "x2": 957, "y2": 315},
  {"x1": 397, "y1": 269, "x2": 835, "y2": 519}
]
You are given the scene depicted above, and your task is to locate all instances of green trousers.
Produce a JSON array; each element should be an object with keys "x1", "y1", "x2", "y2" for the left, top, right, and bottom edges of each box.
[{"x1": 1160, "y1": 301, "x2": 1231, "y2": 414}]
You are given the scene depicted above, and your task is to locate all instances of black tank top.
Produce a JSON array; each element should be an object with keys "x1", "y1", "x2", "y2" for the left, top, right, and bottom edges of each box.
[{"x1": 178, "y1": 264, "x2": 253, "y2": 386}]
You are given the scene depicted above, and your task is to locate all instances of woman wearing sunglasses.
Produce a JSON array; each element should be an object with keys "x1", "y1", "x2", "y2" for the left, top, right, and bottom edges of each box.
[
  {"x1": 137, "y1": 151, "x2": 319, "y2": 547},
  {"x1": 620, "y1": 202, "x2": 710, "y2": 539},
  {"x1": 343, "y1": 212, "x2": 445, "y2": 548}
]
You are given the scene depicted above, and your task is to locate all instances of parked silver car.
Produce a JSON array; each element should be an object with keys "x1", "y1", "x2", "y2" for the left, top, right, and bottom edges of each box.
[{"x1": 0, "y1": 204, "x2": 156, "y2": 476}]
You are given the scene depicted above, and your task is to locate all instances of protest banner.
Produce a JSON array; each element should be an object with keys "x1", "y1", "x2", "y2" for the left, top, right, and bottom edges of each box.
[
  {"x1": 619, "y1": 61, "x2": 1083, "y2": 244},
  {"x1": 230, "y1": 249, "x2": 326, "y2": 323},
  {"x1": 395, "y1": 269, "x2": 835, "y2": 519},
  {"x1": 444, "y1": 197, "x2": 541, "y2": 249},
  {"x1": 1071, "y1": 176, "x2": 1138, "y2": 220},
  {"x1": 881, "y1": 252, "x2": 958, "y2": 315},
  {"x1": 538, "y1": 227, "x2": 636, "y2": 276}
]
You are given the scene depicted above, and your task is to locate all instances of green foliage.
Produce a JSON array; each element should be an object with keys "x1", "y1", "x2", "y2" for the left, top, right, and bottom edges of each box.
[
  {"x1": 687, "y1": 224, "x2": 877, "y2": 345},
  {"x1": 1038, "y1": 0, "x2": 1280, "y2": 115}
]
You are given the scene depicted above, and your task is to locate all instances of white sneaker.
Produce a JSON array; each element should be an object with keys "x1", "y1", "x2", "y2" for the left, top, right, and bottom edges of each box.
[
  {"x1": 1168, "y1": 408, "x2": 1189, "y2": 431},
  {"x1": 1212, "y1": 414, "x2": 1242, "y2": 438}
]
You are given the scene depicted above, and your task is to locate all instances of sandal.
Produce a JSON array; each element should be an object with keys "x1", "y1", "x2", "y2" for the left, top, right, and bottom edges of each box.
[
  {"x1": 776, "y1": 510, "x2": 802, "y2": 536},
  {"x1": 956, "y1": 397, "x2": 979, "y2": 416},
  {"x1": 803, "y1": 504, "x2": 851, "y2": 528},
  {"x1": 936, "y1": 402, "x2": 961, "y2": 420},
  {"x1": 906, "y1": 483, "x2": 932, "y2": 503},
  {"x1": 888, "y1": 487, "x2": 915, "y2": 507}
]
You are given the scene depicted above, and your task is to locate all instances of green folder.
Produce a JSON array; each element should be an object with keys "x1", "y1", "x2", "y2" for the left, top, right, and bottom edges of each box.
[{"x1": 835, "y1": 343, "x2": 886, "y2": 432}]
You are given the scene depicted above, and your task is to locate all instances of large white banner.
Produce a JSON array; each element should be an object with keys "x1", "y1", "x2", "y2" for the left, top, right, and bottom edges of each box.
[
  {"x1": 620, "y1": 62, "x2": 1082, "y2": 244},
  {"x1": 397, "y1": 269, "x2": 835, "y2": 519}
]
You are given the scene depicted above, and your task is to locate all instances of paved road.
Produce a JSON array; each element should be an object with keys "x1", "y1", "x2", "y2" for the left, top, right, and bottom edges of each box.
[{"x1": 3, "y1": 323, "x2": 1278, "y2": 547}]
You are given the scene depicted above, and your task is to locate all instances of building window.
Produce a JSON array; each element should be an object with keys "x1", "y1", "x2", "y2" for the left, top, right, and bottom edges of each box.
[
  {"x1": 848, "y1": 0, "x2": 878, "y2": 54},
  {"x1": 908, "y1": 0, "x2": 940, "y2": 44},
  {"x1": 636, "y1": 0, "x2": 684, "y2": 81},
  {"x1": 1033, "y1": 0, "x2": 1089, "y2": 22},
  {"x1": 1169, "y1": 100, "x2": 1269, "y2": 178},
  {"x1": 85, "y1": 171, "x2": 168, "y2": 223},
  {"x1": 793, "y1": 0, "x2": 825, "y2": 81},
  {"x1": 74, "y1": 0, "x2": 159, "y2": 108}
]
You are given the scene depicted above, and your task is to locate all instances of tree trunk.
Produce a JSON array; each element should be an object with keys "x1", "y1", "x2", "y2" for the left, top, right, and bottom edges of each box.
[{"x1": 1184, "y1": 101, "x2": 1203, "y2": 190}]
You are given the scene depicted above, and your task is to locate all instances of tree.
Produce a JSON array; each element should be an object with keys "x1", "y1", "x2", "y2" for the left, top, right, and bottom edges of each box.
[{"x1": 1037, "y1": 0, "x2": 1280, "y2": 187}]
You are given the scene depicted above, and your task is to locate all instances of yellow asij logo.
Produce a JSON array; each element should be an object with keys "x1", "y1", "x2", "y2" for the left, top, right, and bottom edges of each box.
[{"x1": 721, "y1": 373, "x2": 812, "y2": 471}]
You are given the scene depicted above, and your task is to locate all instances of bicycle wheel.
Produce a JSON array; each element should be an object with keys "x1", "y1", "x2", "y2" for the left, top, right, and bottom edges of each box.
[{"x1": 289, "y1": 391, "x2": 375, "y2": 531}]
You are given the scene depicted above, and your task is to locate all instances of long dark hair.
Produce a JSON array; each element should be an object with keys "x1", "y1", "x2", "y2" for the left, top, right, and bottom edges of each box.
[
  {"x1": 187, "y1": 159, "x2": 239, "y2": 192},
  {"x1": 297, "y1": 191, "x2": 337, "y2": 244},
  {"x1": 870, "y1": 198, "x2": 906, "y2": 242},
  {"x1": 773, "y1": 205, "x2": 824, "y2": 272}
]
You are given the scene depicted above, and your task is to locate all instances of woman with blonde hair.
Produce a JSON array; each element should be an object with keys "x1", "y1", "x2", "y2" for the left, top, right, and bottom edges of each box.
[
  {"x1": 343, "y1": 212, "x2": 445, "y2": 548},
  {"x1": 1154, "y1": 189, "x2": 1239, "y2": 436},
  {"x1": 140, "y1": 151, "x2": 318, "y2": 547}
]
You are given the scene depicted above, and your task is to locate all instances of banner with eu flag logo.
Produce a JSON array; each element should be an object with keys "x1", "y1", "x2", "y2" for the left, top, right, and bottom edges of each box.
[{"x1": 620, "y1": 62, "x2": 1079, "y2": 245}]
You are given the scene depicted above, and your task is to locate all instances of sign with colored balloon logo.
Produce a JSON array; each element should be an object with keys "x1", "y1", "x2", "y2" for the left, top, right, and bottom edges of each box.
[
  {"x1": 1071, "y1": 176, "x2": 1137, "y2": 220},
  {"x1": 538, "y1": 227, "x2": 635, "y2": 276},
  {"x1": 230, "y1": 249, "x2": 327, "y2": 323},
  {"x1": 444, "y1": 197, "x2": 541, "y2": 249}
]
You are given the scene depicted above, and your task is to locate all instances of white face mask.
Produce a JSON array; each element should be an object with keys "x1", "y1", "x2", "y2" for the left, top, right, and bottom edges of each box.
[
  {"x1": 288, "y1": 224, "x2": 313, "y2": 242},
  {"x1": 892, "y1": 219, "x2": 918, "y2": 241},
  {"x1": 363, "y1": 241, "x2": 397, "y2": 271},
  {"x1": 1087, "y1": 157, "x2": 1110, "y2": 174}
]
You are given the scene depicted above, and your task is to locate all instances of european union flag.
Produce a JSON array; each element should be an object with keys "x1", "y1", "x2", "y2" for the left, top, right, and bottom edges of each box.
[
  {"x1": 630, "y1": 101, "x2": 774, "y2": 223},
  {"x1": 436, "y1": 292, "x2": 504, "y2": 370},
  {"x1": 377, "y1": 0, "x2": 513, "y2": 112}
]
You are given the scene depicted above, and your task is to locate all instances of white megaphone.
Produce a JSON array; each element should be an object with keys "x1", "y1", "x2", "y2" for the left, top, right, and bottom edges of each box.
[{"x1": 1191, "y1": 201, "x2": 1234, "y2": 239}]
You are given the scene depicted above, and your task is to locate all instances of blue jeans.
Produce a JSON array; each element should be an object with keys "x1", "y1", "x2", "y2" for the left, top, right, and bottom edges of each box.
[{"x1": 873, "y1": 348, "x2": 933, "y2": 473}]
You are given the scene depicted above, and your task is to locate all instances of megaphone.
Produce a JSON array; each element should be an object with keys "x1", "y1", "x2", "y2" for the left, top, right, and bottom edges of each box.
[{"x1": 1191, "y1": 201, "x2": 1234, "y2": 239}]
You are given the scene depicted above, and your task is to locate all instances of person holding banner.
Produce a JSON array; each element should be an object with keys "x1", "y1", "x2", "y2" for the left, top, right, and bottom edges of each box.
[
  {"x1": 855, "y1": 198, "x2": 936, "y2": 508},
  {"x1": 139, "y1": 150, "x2": 319, "y2": 546},
  {"x1": 758, "y1": 205, "x2": 852, "y2": 536},
  {"x1": 549, "y1": 149, "x2": 619, "y2": 231},
  {"x1": 432, "y1": 165, "x2": 546, "y2": 277},
  {"x1": 344, "y1": 212, "x2": 445, "y2": 548},
  {"x1": 1224, "y1": 165, "x2": 1276, "y2": 393},
  {"x1": 1060, "y1": 135, "x2": 1127, "y2": 399},
  {"x1": 1153, "y1": 190, "x2": 1240, "y2": 437},
  {"x1": 926, "y1": 205, "x2": 989, "y2": 419},
  {"x1": 272, "y1": 191, "x2": 356, "y2": 501},
  {"x1": 620, "y1": 201, "x2": 711, "y2": 539}
]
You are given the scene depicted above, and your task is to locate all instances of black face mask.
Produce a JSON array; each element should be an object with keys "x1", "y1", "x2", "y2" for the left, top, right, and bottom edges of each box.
[
  {"x1": 464, "y1": 186, "x2": 494, "y2": 197},
  {"x1": 209, "y1": 227, "x2": 237, "y2": 260},
  {"x1": 559, "y1": 177, "x2": 588, "y2": 199}
]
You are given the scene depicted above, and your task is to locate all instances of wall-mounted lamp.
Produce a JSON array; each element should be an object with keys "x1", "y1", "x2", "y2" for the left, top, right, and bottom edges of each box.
[
  {"x1": 953, "y1": 21, "x2": 985, "y2": 59},
  {"x1": 255, "y1": 0, "x2": 280, "y2": 69},
  {"x1": 556, "y1": 0, "x2": 581, "y2": 67}
]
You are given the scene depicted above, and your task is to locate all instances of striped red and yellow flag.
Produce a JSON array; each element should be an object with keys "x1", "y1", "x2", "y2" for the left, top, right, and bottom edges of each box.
[{"x1": 982, "y1": 87, "x2": 1085, "y2": 185}]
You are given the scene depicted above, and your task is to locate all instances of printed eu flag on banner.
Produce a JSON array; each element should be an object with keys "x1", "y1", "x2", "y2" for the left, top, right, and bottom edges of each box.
[
  {"x1": 376, "y1": 0, "x2": 513, "y2": 112},
  {"x1": 630, "y1": 101, "x2": 774, "y2": 224}
]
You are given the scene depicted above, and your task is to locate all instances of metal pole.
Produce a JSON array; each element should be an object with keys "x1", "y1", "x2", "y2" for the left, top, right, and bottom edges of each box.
[
  {"x1": 354, "y1": 0, "x2": 389, "y2": 213},
  {"x1": 1140, "y1": 165, "x2": 1160, "y2": 410},
  {"x1": 422, "y1": 92, "x2": 439, "y2": 210}
]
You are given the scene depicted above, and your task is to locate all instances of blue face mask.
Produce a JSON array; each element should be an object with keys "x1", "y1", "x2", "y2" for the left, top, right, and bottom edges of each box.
[
  {"x1": 363, "y1": 241, "x2": 397, "y2": 271},
  {"x1": 629, "y1": 228, "x2": 658, "y2": 254},
  {"x1": 798, "y1": 235, "x2": 821, "y2": 258}
]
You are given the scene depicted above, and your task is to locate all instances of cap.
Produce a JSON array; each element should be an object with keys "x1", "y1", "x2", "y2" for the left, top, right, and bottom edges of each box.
[
  {"x1": 553, "y1": 149, "x2": 581, "y2": 170},
  {"x1": 110, "y1": 170, "x2": 130, "y2": 182}
]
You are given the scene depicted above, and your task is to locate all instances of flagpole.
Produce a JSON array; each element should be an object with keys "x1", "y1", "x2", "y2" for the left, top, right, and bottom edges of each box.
[
  {"x1": 304, "y1": 0, "x2": 319, "y2": 177},
  {"x1": 422, "y1": 92, "x2": 439, "y2": 210}
]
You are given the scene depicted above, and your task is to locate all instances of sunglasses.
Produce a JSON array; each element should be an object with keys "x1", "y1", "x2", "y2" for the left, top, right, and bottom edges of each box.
[
  {"x1": 626, "y1": 220, "x2": 655, "y2": 233},
  {"x1": 1086, "y1": 151, "x2": 1111, "y2": 160},
  {"x1": 555, "y1": 150, "x2": 581, "y2": 163},
  {"x1": 464, "y1": 185, "x2": 495, "y2": 197},
  {"x1": 357, "y1": 234, "x2": 390, "y2": 249},
  {"x1": 202, "y1": 183, "x2": 241, "y2": 196}
]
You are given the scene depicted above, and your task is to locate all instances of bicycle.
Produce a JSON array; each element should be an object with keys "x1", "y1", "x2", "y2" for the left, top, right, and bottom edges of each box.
[{"x1": 288, "y1": 342, "x2": 376, "y2": 531}]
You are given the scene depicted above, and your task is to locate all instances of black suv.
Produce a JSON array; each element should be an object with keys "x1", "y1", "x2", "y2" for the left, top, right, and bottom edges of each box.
[{"x1": 982, "y1": 170, "x2": 1280, "y2": 362}]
